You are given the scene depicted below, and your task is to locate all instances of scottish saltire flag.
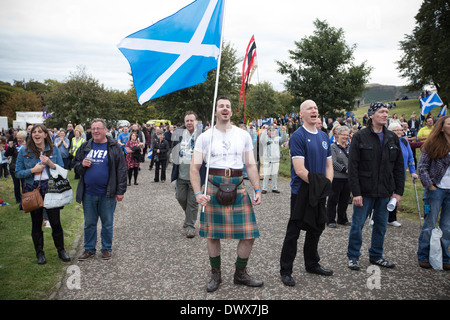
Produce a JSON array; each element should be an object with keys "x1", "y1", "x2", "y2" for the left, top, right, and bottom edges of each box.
[
  {"x1": 118, "y1": 0, "x2": 225, "y2": 105},
  {"x1": 438, "y1": 105, "x2": 447, "y2": 117},
  {"x1": 147, "y1": 148, "x2": 153, "y2": 159},
  {"x1": 420, "y1": 92, "x2": 444, "y2": 115}
]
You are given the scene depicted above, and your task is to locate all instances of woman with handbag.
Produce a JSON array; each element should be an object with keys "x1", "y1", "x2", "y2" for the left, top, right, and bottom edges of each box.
[{"x1": 15, "y1": 124, "x2": 71, "y2": 265}]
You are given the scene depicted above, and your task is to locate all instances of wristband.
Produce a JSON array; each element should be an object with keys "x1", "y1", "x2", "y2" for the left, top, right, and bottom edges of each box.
[
  {"x1": 254, "y1": 189, "x2": 261, "y2": 192},
  {"x1": 194, "y1": 192, "x2": 202, "y2": 197}
]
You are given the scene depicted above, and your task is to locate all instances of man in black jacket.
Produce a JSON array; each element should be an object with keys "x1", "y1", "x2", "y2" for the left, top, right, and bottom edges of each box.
[
  {"x1": 73, "y1": 118, "x2": 127, "y2": 261},
  {"x1": 347, "y1": 103, "x2": 404, "y2": 271}
]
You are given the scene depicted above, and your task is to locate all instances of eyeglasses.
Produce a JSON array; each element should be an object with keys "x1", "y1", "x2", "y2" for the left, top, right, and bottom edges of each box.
[{"x1": 91, "y1": 127, "x2": 106, "y2": 131}]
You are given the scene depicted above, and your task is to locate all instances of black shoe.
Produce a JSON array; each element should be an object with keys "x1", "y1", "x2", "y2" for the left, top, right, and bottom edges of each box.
[
  {"x1": 370, "y1": 258, "x2": 395, "y2": 268},
  {"x1": 348, "y1": 259, "x2": 360, "y2": 271},
  {"x1": 272, "y1": 189, "x2": 280, "y2": 193},
  {"x1": 281, "y1": 275, "x2": 295, "y2": 286},
  {"x1": 128, "y1": 181, "x2": 131, "y2": 186},
  {"x1": 306, "y1": 265, "x2": 333, "y2": 276},
  {"x1": 37, "y1": 251, "x2": 46, "y2": 265},
  {"x1": 134, "y1": 182, "x2": 139, "y2": 185},
  {"x1": 261, "y1": 190, "x2": 267, "y2": 194},
  {"x1": 58, "y1": 250, "x2": 71, "y2": 262},
  {"x1": 328, "y1": 223, "x2": 337, "y2": 228}
]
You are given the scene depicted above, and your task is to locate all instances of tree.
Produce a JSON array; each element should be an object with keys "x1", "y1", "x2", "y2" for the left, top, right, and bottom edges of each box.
[
  {"x1": 44, "y1": 66, "x2": 119, "y2": 128},
  {"x1": 277, "y1": 19, "x2": 372, "y2": 118},
  {"x1": 397, "y1": 0, "x2": 450, "y2": 104},
  {"x1": 237, "y1": 82, "x2": 284, "y2": 121},
  {"x1": 2, "y1": 90, "x2": 43, "y2": 124}
]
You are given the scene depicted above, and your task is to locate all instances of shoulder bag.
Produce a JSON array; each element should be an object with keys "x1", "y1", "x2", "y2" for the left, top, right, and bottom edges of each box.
[{"x1": 21, "y1": 176, "x2": 43, "y2": 213}]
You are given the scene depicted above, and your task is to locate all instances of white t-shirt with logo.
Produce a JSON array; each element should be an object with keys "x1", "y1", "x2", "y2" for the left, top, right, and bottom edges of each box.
[{"x1": 194, "y1": 125, "x2": 253, "y2": 169}]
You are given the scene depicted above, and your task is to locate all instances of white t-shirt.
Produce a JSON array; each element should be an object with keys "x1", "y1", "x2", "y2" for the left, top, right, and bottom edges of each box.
[
  {"x1": 194, "y1": 125, "x2": 253, "y2": 169},
  {"x1": 437, "y1": 153, "x2": 450, "y2": 189}
]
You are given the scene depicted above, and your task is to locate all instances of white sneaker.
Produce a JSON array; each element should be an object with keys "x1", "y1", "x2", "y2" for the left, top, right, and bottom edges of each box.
[
  {"x1": 388, "y1": 221, "x2": 401, "y2": 227},
  {"x1": 44, "y1": 220, "x2": 51, "y2": 228}
]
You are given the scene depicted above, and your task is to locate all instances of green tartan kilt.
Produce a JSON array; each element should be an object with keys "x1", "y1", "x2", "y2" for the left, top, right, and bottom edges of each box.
[{"x1": 199, "y1": 174, "x2": 260, "y2": 239}]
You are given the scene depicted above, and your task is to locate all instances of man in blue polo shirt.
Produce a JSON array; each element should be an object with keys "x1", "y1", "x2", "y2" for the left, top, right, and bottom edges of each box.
[{"x1": 280, "y1": 100, "x2": 334, "y2": 286}]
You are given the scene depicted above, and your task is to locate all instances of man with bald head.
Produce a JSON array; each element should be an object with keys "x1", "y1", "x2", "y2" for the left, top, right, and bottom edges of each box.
[{"x1": 280, "y1": 100, "x2": 334, "y2": 286}]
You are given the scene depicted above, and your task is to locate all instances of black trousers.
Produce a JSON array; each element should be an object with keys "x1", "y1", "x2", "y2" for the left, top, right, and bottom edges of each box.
[
  {"x1": 154, "y1": 160, "x2": 167, "y2": 182},
  {"x1": 280, "y1": 193, "x2": 322, "y2": 276},
  {"x1": 30, "y1": 207, "x2": 63, "y2": 235},
  {"x1": 326, "y1": 178, "x2": 350, "y2": 224}
]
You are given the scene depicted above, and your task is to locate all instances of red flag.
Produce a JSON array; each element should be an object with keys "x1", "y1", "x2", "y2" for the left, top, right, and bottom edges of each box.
[{"x1": 239, "y1": 35, "x2": 257, "y2": 121}]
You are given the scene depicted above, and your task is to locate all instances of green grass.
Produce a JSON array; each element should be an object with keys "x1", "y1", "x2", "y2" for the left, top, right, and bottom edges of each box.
[
  {"x1": 353, "y1": 98, "x2": 423, "y2": 121},
  {"x1": 0, "y1": 171, "x2": 84, "y2": 300}
]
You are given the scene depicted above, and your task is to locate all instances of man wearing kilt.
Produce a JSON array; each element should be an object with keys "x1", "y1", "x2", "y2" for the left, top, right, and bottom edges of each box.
[{"x1": 190, "y1": 96, "x2": 263, "y2": 293}]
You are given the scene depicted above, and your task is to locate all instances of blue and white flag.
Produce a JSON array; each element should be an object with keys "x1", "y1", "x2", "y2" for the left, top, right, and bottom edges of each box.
[
  {"x1": 118, "y1": 0, "x2": 225, "y2": 105},
  {"x1": 420, "y1": 92, "x2": 444, "y2": 115},
  {"x1": 438, "y1": 105, "x2": 447, "y2": 117}
]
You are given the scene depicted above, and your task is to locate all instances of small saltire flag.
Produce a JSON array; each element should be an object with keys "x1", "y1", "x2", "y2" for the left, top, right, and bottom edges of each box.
[
  {"x1": 438, "y1": 105, "x2": 447, "y2": 117},
  {"x1": 118, "y1": 0, "x2": 225, "y2": 105},
  {"x1": 147, "y1": 148, "x2": 153, "y2": 159},
  {"x1": 420, "y1": 92, "x2": 444, "y2": 115},
  {"x1": 238, "y1": 35, "x2": 258, "y2": 120}
]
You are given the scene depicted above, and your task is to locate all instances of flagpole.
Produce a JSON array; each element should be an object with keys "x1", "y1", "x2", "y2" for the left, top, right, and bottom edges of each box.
[{"x1": 202, "y1": 0, "x2": 226, "y2": 212}]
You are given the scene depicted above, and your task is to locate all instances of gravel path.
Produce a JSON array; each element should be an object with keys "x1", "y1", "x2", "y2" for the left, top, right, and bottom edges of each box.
[{"x1": 55, "y1": 162, "x2": 449, "y2": 301}]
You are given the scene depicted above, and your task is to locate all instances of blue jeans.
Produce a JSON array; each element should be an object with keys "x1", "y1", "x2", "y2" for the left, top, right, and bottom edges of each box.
[
  {"x1": 347, "y1": 197, "x2": 390, "y2": 261},
  {"x1": 418, "y1": 188, "x2": 450, "y2": 264},
  {"x1": 82, "y1": 193, "x2": 117, "y2": 253}
]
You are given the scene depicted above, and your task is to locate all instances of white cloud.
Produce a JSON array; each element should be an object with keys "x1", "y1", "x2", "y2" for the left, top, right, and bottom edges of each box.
[{"x1": 0, "y1": 0, "x2": 423, "y2": 93}]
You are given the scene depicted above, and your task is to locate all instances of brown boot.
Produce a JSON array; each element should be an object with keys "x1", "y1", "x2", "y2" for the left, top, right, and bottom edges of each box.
[
  {"x1": 233, "y1": 267, "x2": 263, "y2": 287},
  {"x1": 206, "y1": 267, "x2": 221, "y2": 292}
]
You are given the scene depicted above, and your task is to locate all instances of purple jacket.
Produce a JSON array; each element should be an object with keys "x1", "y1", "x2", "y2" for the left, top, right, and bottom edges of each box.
[{"x1": 418, "y1": 149, "x2": 450, "y2": 188}]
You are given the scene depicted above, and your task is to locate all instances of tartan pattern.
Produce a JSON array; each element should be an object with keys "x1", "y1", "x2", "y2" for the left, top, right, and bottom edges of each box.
[{"x1": 199, "y1": 174, "x2": 260, "y2": 239}]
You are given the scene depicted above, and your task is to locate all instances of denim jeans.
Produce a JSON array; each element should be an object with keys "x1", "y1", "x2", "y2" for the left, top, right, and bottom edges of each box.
[
  {"x1": 82, "y1": 193, "x2": 117, "y2": 253},
  {"x1": 347, "y1": 197, "x2": 390, "y2": 261},
  {"x1": 417, "y1": 188, "x2": 450, "y2": 264}
]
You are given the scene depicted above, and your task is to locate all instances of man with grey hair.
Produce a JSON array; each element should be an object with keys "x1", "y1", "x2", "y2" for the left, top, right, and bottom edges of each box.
[{"x1": 73, "y1": 118, "x2": 127, "y2": 261}]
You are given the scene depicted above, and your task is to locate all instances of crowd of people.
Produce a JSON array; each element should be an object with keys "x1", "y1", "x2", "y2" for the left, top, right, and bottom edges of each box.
[{"x1": 0, "y1": 97, "x2": 448, "y2": 292}]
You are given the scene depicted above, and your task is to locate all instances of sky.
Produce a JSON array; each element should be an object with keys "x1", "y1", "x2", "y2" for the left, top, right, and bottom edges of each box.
[{"x1": 0, "y1": 0, "x2": 424, "y2": 93}]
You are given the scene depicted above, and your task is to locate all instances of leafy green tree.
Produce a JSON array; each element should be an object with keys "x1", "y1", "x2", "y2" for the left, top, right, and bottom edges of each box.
[
  {"x1": 108, "y1": 88, "x2": 157, "y2": 126},
  {"x1": 397, "y1": 0, "x2": 450, "y2": 104},
  {"x1": 277, "y1": 19, "x2": 372, "y2": 118},
  {"x1": 237, "y1": 82, "x2": 280, "y2": 121},
  {"x1": 44, "y1": 66, "x2": 118, "y2": 128}
]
